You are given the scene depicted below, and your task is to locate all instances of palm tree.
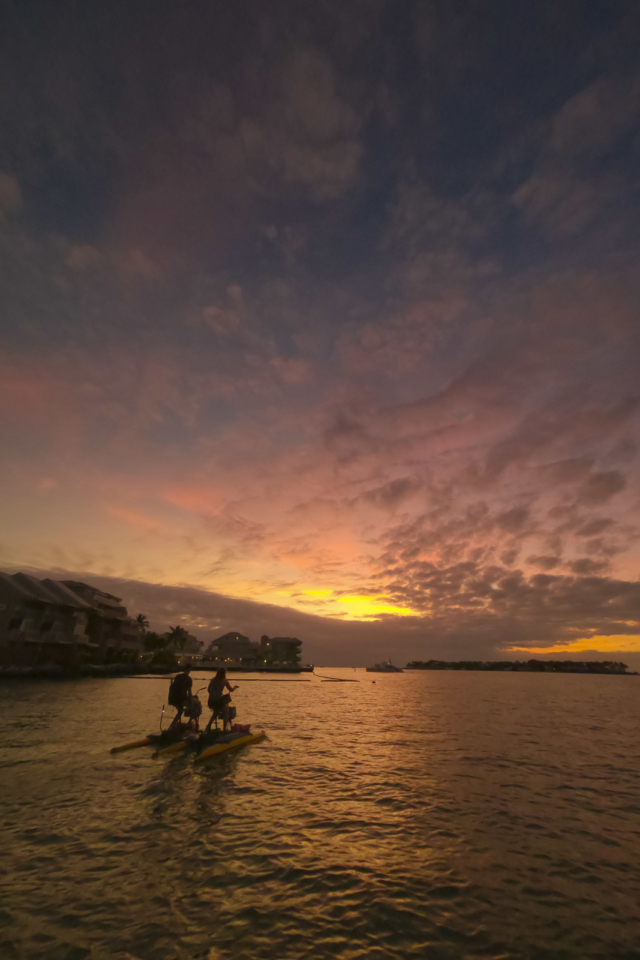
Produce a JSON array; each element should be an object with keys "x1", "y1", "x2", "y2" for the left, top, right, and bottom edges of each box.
[
  {"x1": 143, "y1": 631, "x2": 166, "y2": 652},
  {"x1": 167, "y1": 625, "x2": 189, "y2": 651},
  {"x1": 136, "y1": 613, "x2": 150, "y2": 633}
]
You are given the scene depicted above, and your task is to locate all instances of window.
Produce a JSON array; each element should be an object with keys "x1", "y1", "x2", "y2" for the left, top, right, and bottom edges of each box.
[
  {"x1": 8, "y1": 617, "x2": 23, "y2": 630},
  {"x1": 40, "y1": 621, "x2": 53, "y2": 633}
]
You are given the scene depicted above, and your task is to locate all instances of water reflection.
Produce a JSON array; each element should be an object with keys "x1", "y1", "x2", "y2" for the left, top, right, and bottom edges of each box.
[{"x1": 0, "y1": 670, "x2": 639, "y2": 959}]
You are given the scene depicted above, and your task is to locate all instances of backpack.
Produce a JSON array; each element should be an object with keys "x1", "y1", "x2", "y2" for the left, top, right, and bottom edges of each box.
[
  {"x1": 184, "y1": 694, "x2": 202, "y2": 720},
  {"x1": 168, "y1": 675, "x2": 180, "y2": 707}
]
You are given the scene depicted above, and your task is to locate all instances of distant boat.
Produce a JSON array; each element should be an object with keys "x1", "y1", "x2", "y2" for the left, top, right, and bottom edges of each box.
[{"x1": 366, "y1": 659, "x2": 403, "y2": 673}]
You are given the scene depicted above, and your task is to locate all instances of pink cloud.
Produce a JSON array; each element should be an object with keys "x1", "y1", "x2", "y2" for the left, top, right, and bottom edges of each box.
[
  {"x1": 104, "y1": 504, "x2": 161, "y2": 533},
  {"x1": 161, "y1": 484, "x2": 220, "y2": 513}
]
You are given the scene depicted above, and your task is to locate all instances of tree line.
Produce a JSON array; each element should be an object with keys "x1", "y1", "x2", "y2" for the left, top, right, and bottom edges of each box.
[{"x1": 405, "y1": 659, "x2": 630, "y2": 674}]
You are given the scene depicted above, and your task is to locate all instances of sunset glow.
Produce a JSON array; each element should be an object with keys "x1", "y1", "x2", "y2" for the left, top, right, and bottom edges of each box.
[
  {"x1": 1, "y1": 2, "x2": 639, "y2": 666},
  {"x1": 335, "y1": 597, "x2": 418, "y2": 621},
  {"x1": 507, "y1": 636, "x2": 640, "y2": 655}
]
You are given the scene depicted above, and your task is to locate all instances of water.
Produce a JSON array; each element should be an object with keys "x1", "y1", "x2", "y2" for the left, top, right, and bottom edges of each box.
[{"x1": 1, "y1": 670, "x2": 639, "y2": 960}]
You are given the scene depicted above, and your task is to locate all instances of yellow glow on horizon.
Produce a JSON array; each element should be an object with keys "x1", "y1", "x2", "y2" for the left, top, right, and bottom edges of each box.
[
  {"x1": 336, "y1": 595, "x2": 417, "y2": 620},
  {"x1": 506, "y1": 634, "x2": 640, "y2": 654},
  {"x1": 303, "y1": 588, "x2": 334, "y2": 596}
]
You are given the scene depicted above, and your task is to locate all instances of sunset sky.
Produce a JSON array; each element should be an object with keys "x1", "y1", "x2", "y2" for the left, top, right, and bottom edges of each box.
[{"x1": 1, "y1": 1, "x2": 640, "y2": 665}]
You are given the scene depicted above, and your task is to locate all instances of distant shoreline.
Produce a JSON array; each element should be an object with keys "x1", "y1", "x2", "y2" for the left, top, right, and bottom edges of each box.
[
  {"x1": 0, "y1": 663, "x2": 311, "y2": 681},
  {"x1": 406, "y1": 659, "x2": 637, "y2": 675},
  {"x1": 1, "y1": 659, "x2": 638, "y2": 680}
]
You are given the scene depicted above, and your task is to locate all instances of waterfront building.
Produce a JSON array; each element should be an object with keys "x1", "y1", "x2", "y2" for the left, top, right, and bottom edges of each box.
[
  {"x1": 201, "y1": 631, "x2": 304, "y2": 669},
  {"x1": 260, "y1": 635, "x2": 302, "y2": 666},
  {"x1": 204, "y1": 632, "x2": 259, "y2": 665},
  {"x1": 0, "y1": 572, "x2": 95, "y2": 667},
  {"x1": 60, "y1": 581, "x2": 143, "y2": 658},
  {"x1": 0, "y1": 571, "x2": 143, "y2": 667}
]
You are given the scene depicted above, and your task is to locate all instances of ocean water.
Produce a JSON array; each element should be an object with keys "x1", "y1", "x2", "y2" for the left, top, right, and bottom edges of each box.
[{"x1": 1, "y1": 669, "x2": 639, "y2": 960}]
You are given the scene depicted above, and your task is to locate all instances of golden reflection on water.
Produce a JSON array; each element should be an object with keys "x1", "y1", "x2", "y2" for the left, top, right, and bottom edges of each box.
[{"x1": 1, "y1": 669, "x2": 639, "y2": 959}]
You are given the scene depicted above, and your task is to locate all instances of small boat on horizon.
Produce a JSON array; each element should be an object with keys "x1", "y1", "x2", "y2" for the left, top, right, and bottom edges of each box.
[{"x1": 366, "y1": 659, "x2": 404, "y2": 673}]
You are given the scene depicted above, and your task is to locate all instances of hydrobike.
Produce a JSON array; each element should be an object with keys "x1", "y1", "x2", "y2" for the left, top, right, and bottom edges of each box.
[
  {"x1": 110, "y1": 685, "x2": 265, "y2": 761},
  {"x1": 111, "y1": 685, "x2": 205, "y2": 754},
  {"x1": 110, "y1": 721, "x2": 196, "y2": 754},
  {"x1": 153, "y1": 727, "x2": 266, "y2": 762}
]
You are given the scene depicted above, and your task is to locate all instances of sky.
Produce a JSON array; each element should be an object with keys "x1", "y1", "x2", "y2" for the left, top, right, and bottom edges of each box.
[{"x1": 1, "y1": 0, "x2": 640, "y2": 666}]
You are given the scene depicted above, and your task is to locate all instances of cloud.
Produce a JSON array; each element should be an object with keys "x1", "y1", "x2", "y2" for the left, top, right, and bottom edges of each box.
[
  {"x1": 577, "y1": 471, "x2": 626, "y2": 506},
  {"x1": 1, "y1": 1, "x2": 640, "y2": 671},
  {"x1": 511, "y1": 71, "x2": 640, "y2": 237},
  {"x1": 495, "y1": 506, "x2": 532, "y2": 533},
  {"x1": 540, "y1": 457, "x2": 594, "y2": 485},
  {"x1": 0, "y1": 171, "x2": 21, "y2": 214},
  {"x1": 337, "y1": 297, "x2": 467, "y2": 376},
  {"x1": 8, "y1": 563, "x2": 640, "y2": 668},
  {"x1": 527, "y1": 556, "x2": 561, "y2": 571},
  {"x1": 361, "y1": 477, "x2": 422, "y2": 511},
  {"x1": 549, "y1": 73, "x2": 640, "y2": 158},
  {"x1": 104, "y1": 505, "x2": 162, "y2": 534},
  {"x1": 2, "y1": 564, "x2": 424, "y2": 665},
  {"x1": 270, "y1": 356, "x2": 313, "y2": 385},
  {"x1": 107, "y1": 43, "x2": 365, "y2": 264},
  {"x1": 566, "y1": 558, "x2": 610, "y2": 576},
  {"x1": 513, "y1": 173, "x2": 608, "y2": 238},
  {"x1": 575, "y1": 517, "x2": 615, "y2": 537}
]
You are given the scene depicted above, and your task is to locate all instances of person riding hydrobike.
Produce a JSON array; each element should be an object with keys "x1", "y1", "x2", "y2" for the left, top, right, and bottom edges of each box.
[
  {"x1": 204, "y1": 668, "x2": 239, "y2": 734},
  {"x1": 167, "y1": 663, "x2": 193, "y2": 731}
]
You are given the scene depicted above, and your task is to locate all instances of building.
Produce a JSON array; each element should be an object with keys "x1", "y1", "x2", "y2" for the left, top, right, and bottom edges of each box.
[
  {"x1": 0, "y1": 571, "x2": 143, "y2": 667},
  {"x1": 260, "y1": 635, "x2": 302, "y2": 666},
  {"x1": 202, "y1": 631, "x2": 303, "y2": 668},
  {"x1": 0, "y1": 572, "x2": 95, "y2": 667},
  {"x1": 204, "y1": 632, "x2": 258, "y2": 665},
  {"x1": 60, "y1": 581, "x2": 143, "y2": 657}
]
